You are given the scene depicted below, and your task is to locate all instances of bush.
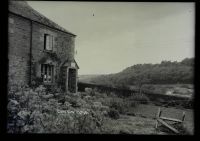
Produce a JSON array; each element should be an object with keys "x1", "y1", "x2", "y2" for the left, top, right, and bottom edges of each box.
[
  {"x1": 127, "y1": 100, "x2": 138, "y2": 107},
  {"x1": 64, "y1": 93, "x2": 85, "y2": 108},
  {"x1": 91, "y1": 102, "x2": 109, "y2": 116},
  {"x1": 67, "y1": 97, "x2": 81, "y2": 108},
  {"x1": 85, "y1": 88, "x2": 95, "y2": 96},
  {"x1": 93, "y1": 91, "x2": 107, "y2": 99},
  {"x1": 109, "y1": 98, "x2": 124, "y2": 114},
  {"x1": 108, "y1": 108, "x2": 120, "y2": 119},
  {"x1": 179, "y1": 99, "x2": 193, "y2": 109},
  {"x1": 129, "y1": 93, "x2": 150, "y2": 104},
  {"x1": 96, "y1": 93, "x2": 138, "y2": 115},
  {"x1": 98, "y1": 97, "x2": 112, "y2": 107},
  {"x1": 109, "y1": 97, "x2": 131, "y2": 114},
  {"x1": 52, "y1": 109, "x2": 104, "y2": 133},
  {"x1": 7, "y1": 85, "x2": 105, "y2": 133},
  {"x1": 46, "y1": 85, "x2": 63, "y2": 93},
  {"x1": 108, "y1": 92, "x2": 117, "y2": 98},
  {"x1": 31, "y1": 77, "x2": 43, "y2": 88}
]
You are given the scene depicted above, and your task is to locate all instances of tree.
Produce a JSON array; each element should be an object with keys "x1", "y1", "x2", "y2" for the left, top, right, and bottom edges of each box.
[
  {"x1": 181, "y1": 58, "x2": 194, "y2": 66},
  {"x1": 134, "y1": 74, "x2": 150, "y2": 95}
]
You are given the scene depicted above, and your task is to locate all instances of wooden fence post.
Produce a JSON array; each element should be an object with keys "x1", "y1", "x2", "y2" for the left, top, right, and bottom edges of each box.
[
  {"x1": 155, "y1": 108, "x2": 161, "y2": 129},
  {"x1": 182, "y1": 112, "x2": 185, "y2": 122},
  {"x1": 155, "y1": 107, "x2": 186, "y2": 134}
]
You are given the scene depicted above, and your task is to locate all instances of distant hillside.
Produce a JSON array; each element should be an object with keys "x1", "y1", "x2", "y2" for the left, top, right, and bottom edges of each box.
[
  {"x1": 78, "y1": 58, "x2": 194, "y2": 87},
  {"x1": 78, "y1": 74, "x2": 102, "y2": 83}
]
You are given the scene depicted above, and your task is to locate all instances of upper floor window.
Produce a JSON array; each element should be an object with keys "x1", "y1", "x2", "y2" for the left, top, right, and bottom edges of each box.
[{"x1": 44, "y1": 34, "x2": 53, "y2": 51}]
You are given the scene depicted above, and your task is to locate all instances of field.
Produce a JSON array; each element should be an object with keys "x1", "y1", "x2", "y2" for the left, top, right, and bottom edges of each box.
[
  {"x1": 127, "y1": 104, "x2": 194, "y2": 134},
  {"x1": 103, "y1": 115, "x2": 159, "y2": 134},
  {"x1": 100, "y1": 103, "x2": 194, "y2": 134},
  {"x1": 79, "y1": 75, "x2": 194, "y2": 98},
  {"x1": 130, "y1": 84, "x2": 194, "y2": 98}
]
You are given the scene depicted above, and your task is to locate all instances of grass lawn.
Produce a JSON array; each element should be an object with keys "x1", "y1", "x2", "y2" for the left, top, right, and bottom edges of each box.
[
  {"x1": 102, "y1": 104, "x2": 194, "y2": 134},
  {"x1": 127, "y1": 104, "x2": 194, "y2": 134},
  {"x1": 103, "y1": 115, "x2": 167, "y2": 134}
]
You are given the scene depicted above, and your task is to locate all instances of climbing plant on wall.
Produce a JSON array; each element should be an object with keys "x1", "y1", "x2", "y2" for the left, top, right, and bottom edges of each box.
[{"x1": 38, "y1": 52, "x2": 60, "y2": 64}]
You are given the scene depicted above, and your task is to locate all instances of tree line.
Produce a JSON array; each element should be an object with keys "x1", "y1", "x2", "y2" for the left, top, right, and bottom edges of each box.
[{"x1": 88, "y1": 58, "x2": 194, "y2": 87}]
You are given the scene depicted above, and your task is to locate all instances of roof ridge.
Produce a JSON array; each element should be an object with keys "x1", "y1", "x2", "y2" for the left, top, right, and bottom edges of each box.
[
  {"x1": 25, "y1": 2, "x2": 67, "y2": 31},
  {"x1": 9, "y1": 1, "x2": 76, "y2": 36}
]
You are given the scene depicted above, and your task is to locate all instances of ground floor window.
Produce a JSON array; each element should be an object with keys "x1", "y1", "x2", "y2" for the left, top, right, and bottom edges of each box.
[{"x1": 41, "y1": 64, "x2": 54, "y2": 83}]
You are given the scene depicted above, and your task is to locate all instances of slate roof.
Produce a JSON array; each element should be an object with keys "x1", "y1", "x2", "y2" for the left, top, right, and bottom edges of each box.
[{"x1": 9, "y1": 1, "x2": 76, "y2": 36}]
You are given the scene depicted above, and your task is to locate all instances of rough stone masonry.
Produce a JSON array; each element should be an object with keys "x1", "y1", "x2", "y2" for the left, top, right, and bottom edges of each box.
[{"x1": 8, "y1": 1, "x2": 79, "y2": 93}]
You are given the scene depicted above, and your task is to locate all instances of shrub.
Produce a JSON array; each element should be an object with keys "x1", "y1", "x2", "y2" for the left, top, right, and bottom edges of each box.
[
  {"x1": 83, "y1": 95, "x2": 93, "y2": 101},
  {"x1": 98, "y1": 97, "x2": 112, "y2": 107},
  {"x1": 129, "y1": 93, "x2": 150, "y2": 104},
  {"x1": 64, "y1": 94, "x2": 83, "y2": 108},
  {"x1": 51, "y1": 109, "x2": 104, "y2": 133},
  {"x1": 68, "y1": 98, "x2": 81, "y2": 108},
  {"x1": 108, "y1": 92, "x2": 117, "y2": 98},
  {"x1": 92, "y1": 102, "x2": 103, "y2": 109},
  {"x1": 45, "y1": 85, "x2": 63, "y2": 93},
  {"x1": 93, "y1": 91, "x2": 105, "y2": 99},
  {"x1": 31, "y1": 77, "x2": 43, "y2": 88},
  {"x1": 7, "y1": 85, "x2": 105, "y2": 133},
  {"x1": 127, "y1": 100, "x2": 138, "y2": 107},
  {"x1": 85, "y1": 88, "x2": 93, "y2": 94},
  {"x1": 180, "y1": 99, "x2": 193, "y2": 109},
  {"x1": 79, "y1": 92, "x2": 88, "y2": 98},
  {"x1": 109, "y1": 97, "x2": 130, "y2": 114},
  {"x1": 108, "y1": 108, "x2": 120, "y2": 119},
  {"x1": 91, "y1": 102, "x2": 109, "y2": 116}
]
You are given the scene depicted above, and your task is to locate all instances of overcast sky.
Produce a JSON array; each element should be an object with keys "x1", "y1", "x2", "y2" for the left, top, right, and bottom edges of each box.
[{"x1": 27, "y1": 1, "x2": 195, "y2": 75}]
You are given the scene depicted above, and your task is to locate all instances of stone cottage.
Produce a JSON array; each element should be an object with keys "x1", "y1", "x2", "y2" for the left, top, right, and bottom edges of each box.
[{"x1": 8, "y1": 1, "x2": 79, "y2": 93}]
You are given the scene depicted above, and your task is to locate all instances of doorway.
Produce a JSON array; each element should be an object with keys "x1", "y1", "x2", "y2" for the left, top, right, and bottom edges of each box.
[{"x1": 68, "y1": 68, "x2": 76, "y2": 93}]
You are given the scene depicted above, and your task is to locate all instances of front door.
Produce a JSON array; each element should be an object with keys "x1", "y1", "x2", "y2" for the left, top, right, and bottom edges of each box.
[
  {"x1": 68, "y1": 68, "x2": 76, "y2": 93},
  {"x1": 60, "y1": 66, "x2": 67, "y2": 91}
]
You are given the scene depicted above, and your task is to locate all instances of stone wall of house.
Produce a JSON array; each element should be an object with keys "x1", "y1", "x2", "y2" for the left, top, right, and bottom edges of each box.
[
  {"x1": 8, "y1": 14, "x2": 31, "y2": 86},
  {"x1": 31, "y1": 22, "x2": 75, "y2": 85},
  {"x1": 8, "y1": 13, "x2": 76, "y2": 89}
]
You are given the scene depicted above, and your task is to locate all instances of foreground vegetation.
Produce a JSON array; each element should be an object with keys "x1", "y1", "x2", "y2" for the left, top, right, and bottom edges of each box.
[
  {"x1": 8, "y1": 84, "x2": 192, "y2": 134},
  {"x1": 8, "y1": 84, "x2": 151, "y2": 133}
]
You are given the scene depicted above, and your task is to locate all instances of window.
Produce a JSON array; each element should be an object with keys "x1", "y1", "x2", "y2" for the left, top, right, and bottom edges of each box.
[
  {"x1": 41, "y1": 64, "x2": 54, "y2": 83},
  {"x1": 44, "y1": 34, "x2": 53, "y2": 51}
]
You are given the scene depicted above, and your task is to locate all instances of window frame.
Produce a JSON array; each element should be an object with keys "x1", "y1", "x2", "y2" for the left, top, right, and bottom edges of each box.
[
  {"x1": 44, "y1": 34, "x2": 53, "y2": 51},
  {"x1": 41, "y1": 64, "x2": 54, "y2": 83}
]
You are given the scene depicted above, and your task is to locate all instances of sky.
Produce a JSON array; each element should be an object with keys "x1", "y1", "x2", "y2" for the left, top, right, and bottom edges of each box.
[{"x1": 27, "y1": 1, "x2": 195, "y2": 75}]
